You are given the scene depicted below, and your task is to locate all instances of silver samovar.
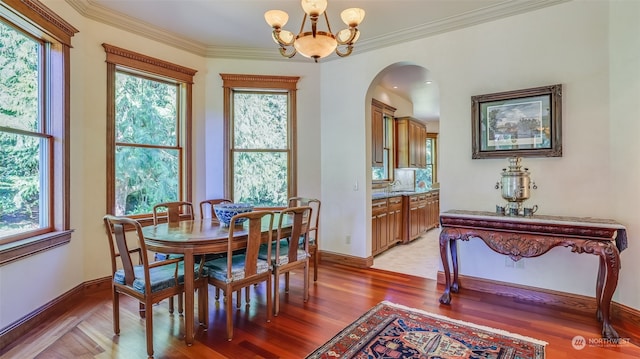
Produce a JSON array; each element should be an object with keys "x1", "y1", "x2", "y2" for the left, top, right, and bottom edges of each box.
[{"x1": 495, "y1": 157, "x2": 537, "y2": 216}]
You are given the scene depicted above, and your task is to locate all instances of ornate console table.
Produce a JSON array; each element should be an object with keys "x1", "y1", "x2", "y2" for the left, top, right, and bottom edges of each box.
[{"x1": 438, "y1": 210, "x2": 627, "y2": 339}]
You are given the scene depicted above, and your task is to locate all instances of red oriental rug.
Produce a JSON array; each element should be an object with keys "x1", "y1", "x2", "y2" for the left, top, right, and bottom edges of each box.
[{"x1": 306, "y1": 301, "x2": 547, "y2": 358}]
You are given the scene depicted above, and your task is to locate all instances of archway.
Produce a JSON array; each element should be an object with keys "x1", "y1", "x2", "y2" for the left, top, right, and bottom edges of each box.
[{"x1": 365, "y1": 62, "x2": 442, "y2": 280}]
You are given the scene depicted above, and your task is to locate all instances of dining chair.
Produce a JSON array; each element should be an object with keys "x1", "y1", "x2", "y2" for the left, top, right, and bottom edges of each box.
[
  {"x1": 199, "y1": 198, "x2": 232, "y2": 221},
  {"x1": 152, "y1": 201, "x2": 195, "y2": 314},
  {"x1": 288, "y1": 197, "x2": 321, "y2": 281},
  {"x1": 102, "y1": 215, "x2": 208, "y2": 359},
  {"x1": 203, "y1": 210, "x2": 275, "y2": 341},
  {"x1": 153, "y1": 201, "x2": 195, "y2": 225},
  {"x1": 199, "y1": 198, "x2": 234, "y2": 301},
  {"x1": 260, "y1": 206, "x2": 312, "y2": 316}
]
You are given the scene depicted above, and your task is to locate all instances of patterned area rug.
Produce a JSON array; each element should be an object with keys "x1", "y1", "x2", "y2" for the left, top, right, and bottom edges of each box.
[{"x1": 306, "y1": 301, "x2": 547, "y2": 359}]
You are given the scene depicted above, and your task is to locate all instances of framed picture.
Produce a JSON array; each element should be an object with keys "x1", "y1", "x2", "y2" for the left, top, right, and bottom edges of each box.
[{"x1": 471, "y1": 84, "x2": 562, "y2": 159}]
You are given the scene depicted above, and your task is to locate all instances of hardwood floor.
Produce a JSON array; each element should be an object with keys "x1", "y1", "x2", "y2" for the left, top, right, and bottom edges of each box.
[{"x1": 2, "y1": 262, "x2": 639, "y2": 358}]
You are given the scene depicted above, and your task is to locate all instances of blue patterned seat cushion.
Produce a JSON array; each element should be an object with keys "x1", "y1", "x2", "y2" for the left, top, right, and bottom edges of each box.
[
  {"x1": 154, "y1": 253, "x2": 184, "y2": 261},
  {"x1": 287, "y1": 234, "x2": 315, "y2": 249},
  {"x1": 113, "y1": 262, "x2": 205, "y2": 294},
  {"x1": 204, "y1": 254, "x2": 271, "y2": 283},
  {"x1": 296, "y1": 235, "x2": 315, "y2": 246},
  {"x1": 258, "y1": 240, "x2": 309, "y2": 266}
]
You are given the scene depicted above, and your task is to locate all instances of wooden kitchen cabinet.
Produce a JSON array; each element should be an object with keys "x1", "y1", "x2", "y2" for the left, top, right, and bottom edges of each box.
[
  {"x1": 373, "y1": 192, "x2": 438, "y2": 254},
  {"x1": 372, "y1": 198, "x2": 388, "y2": 256},
  {"x1": 395, "y1": 116, "x2": 427, "y2": 168},
  {"x1": 426, "y1": 191, "x2": 440, "y2": 230},
  {"x1": 403, "y1": 194, "x2": 423, "y2": 242},
  {"x1": 402, "y1": 191, "x2": 439, "y2": 243},
  {"x1": 371, "y1": 99, "x2": 396, "y2": 167},
  {"x1": 387, "y1": 196, "x2": 403, "y2": 244},
  {"x1": 372, "y1": 195, "x2": 403, "y2": 256}
]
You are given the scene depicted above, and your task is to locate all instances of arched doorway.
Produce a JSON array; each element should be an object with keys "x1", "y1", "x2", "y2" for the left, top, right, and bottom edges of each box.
[{"x1": 366, "y1": 62, "x2": 442, "y2": 280}]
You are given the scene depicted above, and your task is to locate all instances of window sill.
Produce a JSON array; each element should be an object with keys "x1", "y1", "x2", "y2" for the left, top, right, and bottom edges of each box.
[{"x1": 0, "y1": 230, "x2": 74, "y2": 266}]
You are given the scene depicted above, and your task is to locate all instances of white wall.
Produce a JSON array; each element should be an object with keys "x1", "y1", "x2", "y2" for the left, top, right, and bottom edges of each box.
[
  {"x1": 320, "y1": 0, "x2": 640, "y2": 309},
  {"x1": 199, "y1": 58, "x2": 321, "y2": 204},
  {"x1": 2, "y1": 0, "x2": 639, "y2": 330},
  {"x1": 608, "y1": 0, "x2": 640, "y2": 307}
]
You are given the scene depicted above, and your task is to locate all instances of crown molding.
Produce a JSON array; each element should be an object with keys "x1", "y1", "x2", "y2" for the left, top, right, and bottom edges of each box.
[
  {"x1": 65, "y1": 0, "x2": 570, "y2": 62},
  {"x1": 65, "y1": 0, "x2": 208, "y2": 56},
  {"x1": 354, "y1": 0, "x2": 571, "y2": 56}
]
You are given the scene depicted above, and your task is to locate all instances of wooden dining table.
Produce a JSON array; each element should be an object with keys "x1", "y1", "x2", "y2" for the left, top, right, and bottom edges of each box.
[{"x1": 141, "y1": 214, "x2": 291, "y2": 346}]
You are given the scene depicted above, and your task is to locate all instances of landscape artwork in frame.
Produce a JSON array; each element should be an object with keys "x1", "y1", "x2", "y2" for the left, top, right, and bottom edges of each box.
[{"x1": 471, "y1": 84, "x2": 562, "y2": 159}]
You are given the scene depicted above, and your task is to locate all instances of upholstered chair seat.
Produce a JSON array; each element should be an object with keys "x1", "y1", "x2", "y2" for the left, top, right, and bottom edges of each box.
[
  {"x1": 113, "y1": 262, "x2": 206, "y2": 294},
  {"x1": 259, "y1": 240, "x2": 309, "y2": 267},
  {"x1": 205, "y1": 255, "x2": 271, "y2": 283}
]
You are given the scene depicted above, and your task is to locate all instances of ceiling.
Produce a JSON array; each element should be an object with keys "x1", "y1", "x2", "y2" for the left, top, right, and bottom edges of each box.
[{"x1": 66, "y1": 0, "x2": 567, "y2": 122}]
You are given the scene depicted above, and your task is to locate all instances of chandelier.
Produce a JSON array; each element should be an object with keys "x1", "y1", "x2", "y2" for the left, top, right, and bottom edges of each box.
[{"x1": 264, "y1": 0, "x2": 365, "y2": 62}]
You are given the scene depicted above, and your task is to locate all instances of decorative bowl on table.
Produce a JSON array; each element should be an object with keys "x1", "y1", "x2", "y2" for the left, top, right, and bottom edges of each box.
[{"x1": 213, "y1": 203, "x2": 254, "y2": 227}]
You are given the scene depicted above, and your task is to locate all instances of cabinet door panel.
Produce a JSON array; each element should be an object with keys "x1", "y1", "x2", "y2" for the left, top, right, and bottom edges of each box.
[
  {"x1": 388, "y1": 197, "x2": 403, "y2": 245},
  {"x1": 378, "y1": 212, "x2": 389, "y2": 251},
  {"x1": 372, "y1": 198, "x2": 390, "y2": 255},
  {"x1": 396, "y1": 117, "x2": 427, "y2": 169},
  {"x1": 372, "y1": 213, "x2": 379, "y2": 254}
]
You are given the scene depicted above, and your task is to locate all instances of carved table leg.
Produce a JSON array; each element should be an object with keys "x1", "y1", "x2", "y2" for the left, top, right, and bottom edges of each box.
[
  {"x1": 451, "y1": 239, "x2": 460, "y2": 293},
  {"x1": 597, "y1": 242, "x2": 620, "y2": 339},
  {"x1": 595, "y1": 255, "x2": 606, "y2": 322},
  {"x1": 439, "y1": 230, "x2": 452, "y2": 304}
]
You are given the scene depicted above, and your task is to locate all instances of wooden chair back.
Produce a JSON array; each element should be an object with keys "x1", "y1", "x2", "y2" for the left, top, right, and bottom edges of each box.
[
  {"x1": 199, "y1": 198, "x2": 232, "y2": 220},
  {"x1": 277, "y1": 206, "x2": 312, "y2": 263},
  {"x1": 288, "y1": 197, "x2": 320, "y2": 242},
  {"x1": 288, "y1": 197, "x2": 321, "y2": 281},
  {"x1": 226, "y1": 211, "x2": 275, "y2": 278},
  {"x1": 152, "y1": 201, "x2": 194, "y2": 225},
  {"x1": 103, "y1": 215, "x2": 149, "y2": 283}
]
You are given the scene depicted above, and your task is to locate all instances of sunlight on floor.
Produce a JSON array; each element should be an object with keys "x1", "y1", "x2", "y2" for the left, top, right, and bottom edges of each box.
[{"x1": 371, "y1": 228, "x2": 441, "y2": 279}]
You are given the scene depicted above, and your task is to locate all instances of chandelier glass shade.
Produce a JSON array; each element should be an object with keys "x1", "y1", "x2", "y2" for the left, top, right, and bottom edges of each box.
[{"x1": 265, "y1": 0, "x2": 365, "y2": 62}]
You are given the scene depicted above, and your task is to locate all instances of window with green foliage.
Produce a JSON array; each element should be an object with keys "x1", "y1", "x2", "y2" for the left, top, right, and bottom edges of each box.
[
  {"x1": 113, "y1": 72, "x2": 181, "y2": 215},
  {"x1": 104, "y1": 44, "x2": 196, "y2": 218},
  {"x1": 372, "y1": 113, "x2": 394, "y2": 181},
  {"x1": 232, "y1": 92, "x2": 288, "y2": 206},
  {"x1": 0, "y1": 21, "x2": 46, "y2": 241},
  {"x1": 110, "y1": 71, "x2": 186, "y2": 216},
  {"x1": 221, "y1": 74, "x2": 299, "y2": 208},
  {"x1": 0, "y1": 2, "x2": 76, "y2": 251},
  {"x1": 426, "y1": 133, "x2": 438, "y2": 186}
]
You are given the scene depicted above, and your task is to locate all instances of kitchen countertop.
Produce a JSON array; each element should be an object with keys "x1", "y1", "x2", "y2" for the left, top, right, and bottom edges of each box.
[{"x1": 372, "y1": 189, "x2": 439, "y2": 200}]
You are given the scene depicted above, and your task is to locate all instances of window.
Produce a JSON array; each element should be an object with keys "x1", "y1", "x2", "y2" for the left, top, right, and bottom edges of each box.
[
  {"x1": 221, "y1": 74, "x2": 299, "y2": 207},
  {"x1": 371, "y1": 99, "x2": 396, "y2": 182},
  {"x1": 0, "y1": 22, "x2": 45, "y2": 240},
  {"x1": 426, "y1": 133, "x2": 438, "y2": 186},
  {"x1": 415, "y1": 133, "x2": 437, "y2": 190},
  {"x1": 372, "y1": 113, "x2": 394, "y2": 181},
  {"x1": 0, "y1": 0, "x2": 77, "y2": 263},
  {"x1": 104, "y1": 44, "x2": 196, "y2": 219}
]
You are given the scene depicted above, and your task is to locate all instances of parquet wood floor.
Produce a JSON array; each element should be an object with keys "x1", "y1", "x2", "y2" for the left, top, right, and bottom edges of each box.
[{"x1": 2, "y1": 262, "x2": 639, "y2": 358}]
